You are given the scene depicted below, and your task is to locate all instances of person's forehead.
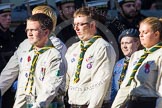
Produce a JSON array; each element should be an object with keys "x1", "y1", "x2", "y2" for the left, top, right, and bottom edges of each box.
[
  {"x1": 122, "y1": 36, "x2": 135, "y2": 40},
  {"x1": 74, "y1": 16, "x2": 88, "y2": 21},
  {"x1": 0, "y1": 12, "x2": 11, "y2": 16},
  {"x1": 61, "y1": 2, "x2": 75, "y2": 7},
  {"x1": 27, "y1": 20, "x2": 40, "y2": 26},
  {"x1": 123, "y1": 2, "x2": 135, "y2": 6}
]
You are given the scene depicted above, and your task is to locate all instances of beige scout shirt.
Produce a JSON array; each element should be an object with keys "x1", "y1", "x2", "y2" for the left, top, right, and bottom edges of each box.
[
  {"x1": 65, "y1": 38, "x2": 116, "y2": 108},
  {"x1": 111, "y1": 47, "x2": 162, "y2": 108},
  {"x1": 14, "y1": 41, "x2": 64, "y2": 108},
  {"x1": 0, "y1": 39, "x2": 31, "y2": 96},
  {"x1": 0, "y1": 37, "x2": 67, "y2": 108},
  {"x1": 0, "y1": 37, "x2": 66, "y2": 95}
]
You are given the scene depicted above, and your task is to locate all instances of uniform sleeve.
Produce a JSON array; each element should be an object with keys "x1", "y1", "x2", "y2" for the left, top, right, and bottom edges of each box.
[
  {"x1": 88, "y1": 45, "x2": 116, "y2": 108},
  {"x1": 50, "y1": 36, "x2": 67, "y2": 54},
  {"x1": 155, "y1": 56, "x2": 162, "y2": 108},
  {"x1": 111, "y1": 52, "x2": 139, "y2": 108},
  {"x1": 111, "y1": 86, "x2": 130, "y2": 108},
  {"x1": 0, "y1": 50, "x2": 19, "y2": 95},
  {"x1": 33, "y1": 52, "x2": 65, "y2": 108},
  {"x1": 111, "y1": 56, "x2": 135, "y2": 108},
  {"x1": 111, "y1": 59, "x2": 124, "y2": 102}
]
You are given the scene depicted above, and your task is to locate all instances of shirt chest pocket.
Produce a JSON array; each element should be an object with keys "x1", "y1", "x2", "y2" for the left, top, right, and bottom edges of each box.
[{"x1": 137, "y1": 61, "x2": 158, "y2": 83}]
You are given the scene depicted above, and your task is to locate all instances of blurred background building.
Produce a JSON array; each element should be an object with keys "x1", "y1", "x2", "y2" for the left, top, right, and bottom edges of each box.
[{"x1": 0, "y1": 0, "x2": 162, "y2": 31}]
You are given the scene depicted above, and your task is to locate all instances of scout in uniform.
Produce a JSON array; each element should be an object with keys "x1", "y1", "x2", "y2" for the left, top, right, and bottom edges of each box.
[
  {"x1": 14, "y1": 0, "x2": 52, "y2": 47},
  {"x1": 112, "y1": 17, "x2": 162, "y2": 108},
  {"x1": 16, "y1": 13, "x2": 64, "y2": 108},
  {"x1": 107, "y1": 0, "x2": 145, "y2": 60},
  {"x1": 0, "y1": 7, "x2": 67, "y2": 108},
  {"x1": 65, "y1": 7, "x2": 116, "y2": 108},
  {"x1": 111, "y1": 28, "x2": 140, "y2": 104}
]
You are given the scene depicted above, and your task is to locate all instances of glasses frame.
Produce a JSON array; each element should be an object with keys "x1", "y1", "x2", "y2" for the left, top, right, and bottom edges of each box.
[{"x1": 72, "y1": 21, "x2": 91, "y2": 28}]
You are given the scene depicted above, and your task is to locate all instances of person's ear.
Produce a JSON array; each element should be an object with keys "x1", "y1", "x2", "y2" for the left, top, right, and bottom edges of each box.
[
  {"x1": 90, "y1": 21, "x2": 96, "y2": 28},
  {"x1": 44, "y1": 29, "x2": 50, "y2": 37},
  {"x1": 154, "y1": 31, "x2": 160, "y2": 39}
]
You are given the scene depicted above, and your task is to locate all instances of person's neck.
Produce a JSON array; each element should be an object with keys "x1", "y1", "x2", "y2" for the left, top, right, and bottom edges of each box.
[
  {"x1": 60, "y1": 15, "x2": 68, "y2": 21},
  {"x1": 34, "y1": 38, "x2": 49, "y2": 50},
  {"x1": 125, "y1": 56, "x2": 130, "y2": 60}
]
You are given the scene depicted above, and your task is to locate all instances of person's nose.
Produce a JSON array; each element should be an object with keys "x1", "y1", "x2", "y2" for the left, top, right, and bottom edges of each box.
[
  {"x1": 69, "y1": 6, "x2": 75, "y2": 13},
  {"x1": 123, "y1": 43, "x2": 127, "y2": 48},
  {"x1": 131, "y1": 5, "x2": 136, "y2": 10},
  {"x1": 139, "y1": 32, "x2": 143, "y2": 37},
  {"x1": 27, "y1": 30, "x2": 33, "y2": 36},
  {"x1": 7, "y1": 15, "x2": 11, "y2": 20},
  {"x1": 74, "y1": 25, "x2": 79, "y2": 31}
]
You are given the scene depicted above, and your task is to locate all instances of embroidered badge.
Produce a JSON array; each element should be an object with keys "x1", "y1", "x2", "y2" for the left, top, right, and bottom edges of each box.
[
  {"x1": 87, "y1": 62, "x2": 92, "y2": 69},
  {"x1": 25, "y1": 73, "x2": 28, "y2": 77},
  {"x1": 39, "y1": 67, "x2": 46, "y2": 81},
  {"x1": 117, "y1": 63, "x2": 122, "y2": 67},
  {"x1": 71, "y1": 58, "x2": 75, "y2": 62},
  {"x1": 56, "y1": 70, "x2": 60, "y2": 76},
  {"x1": 20, "y1": 57, "x2": 23, "y2": 62},
  {"x1": 27, "y1": 56, "x2": 31, "y2": 62},
  {"x1": 145, "y1": 62, "x2": 150, "y2": 73},
  {"x1": 86, "y1": 55, "x2": 93, "y2": 62}
]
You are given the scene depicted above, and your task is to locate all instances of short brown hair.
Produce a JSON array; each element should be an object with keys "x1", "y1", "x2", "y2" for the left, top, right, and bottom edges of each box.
[
  {"x1": 73, "y1": 6, "x2": 106, "y2": 24},
  {"x1": 27, "y1": 13, "x2": 53, "y2": 32}
]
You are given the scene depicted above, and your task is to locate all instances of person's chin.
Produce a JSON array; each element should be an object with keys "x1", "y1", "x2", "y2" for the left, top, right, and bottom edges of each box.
[
  {"x1": 28, "y1": 40, "x2": 34, "y2": 44},
  {"x1": 78, "y1": 35, "x2": 84, "y2": 40}
]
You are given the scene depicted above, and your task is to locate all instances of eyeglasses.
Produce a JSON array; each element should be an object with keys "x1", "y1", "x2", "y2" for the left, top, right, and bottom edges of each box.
[{"x1": 72, "y1": 22, "x2": 90, "y2": 28}]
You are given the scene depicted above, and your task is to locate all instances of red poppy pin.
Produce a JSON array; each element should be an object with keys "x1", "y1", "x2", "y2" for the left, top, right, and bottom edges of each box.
[{"x1": 27, "y1": 56, "x2": 31, "y2": 62}]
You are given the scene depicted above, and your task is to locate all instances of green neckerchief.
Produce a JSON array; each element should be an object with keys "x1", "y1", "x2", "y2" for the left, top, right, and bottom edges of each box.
[
  {"x1": 126, "y1": 42, "x2": 162, "y2": 86},
  {"x1": 118, "y1": 58, "x2": 130, "y2": 88},
  {"x1": 25, "y1": 45, "x2": 54, "y2": 94},
  {"x1": 74, "y1": 35, "x2": 102, "y2": 83}
]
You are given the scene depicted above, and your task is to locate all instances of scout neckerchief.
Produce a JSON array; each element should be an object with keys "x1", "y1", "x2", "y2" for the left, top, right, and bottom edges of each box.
[
  {"x1": 118, "y1": 58, "x2": 130, "y2": 88},
  {"x1": 126, "y1": 42, "x2": 162, "y2": 86},
  {"x1": 25, "y1": 45, "x2": 54, "y2": 94},
  {"x1": 74, "y1": 35, "x2": 102, "y2": 83}
]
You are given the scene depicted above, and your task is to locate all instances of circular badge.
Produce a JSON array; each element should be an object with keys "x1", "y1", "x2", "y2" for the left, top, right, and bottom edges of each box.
[{"x1": 87, "y1": 63, "x2": 92, "y2": 69}]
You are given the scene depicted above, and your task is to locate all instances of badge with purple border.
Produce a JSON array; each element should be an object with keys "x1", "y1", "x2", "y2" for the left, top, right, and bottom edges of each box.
[
  {"x1": 87, "y1": 62, "x2": 93, "y2": 69},
  {"x1": 86, "y1": 55, "x2": 94, "y2": 69}
]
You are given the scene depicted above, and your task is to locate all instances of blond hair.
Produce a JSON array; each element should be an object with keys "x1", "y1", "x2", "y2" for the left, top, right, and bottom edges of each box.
[
  {"x1": 32, "y1": 5, "x2": 57, "y2": 31},
  {"x1": 140, "y1": 17, "x2": 162, "y2": 38}
]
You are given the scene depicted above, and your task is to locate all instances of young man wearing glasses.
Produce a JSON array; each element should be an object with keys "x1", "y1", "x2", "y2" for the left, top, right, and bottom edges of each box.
[
  {"x1": 0, "y1": 13, "x2": 65, "y2": 108},
  {"x1": 65, "y1": 7, "x2": 116, "y2": 108}
]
